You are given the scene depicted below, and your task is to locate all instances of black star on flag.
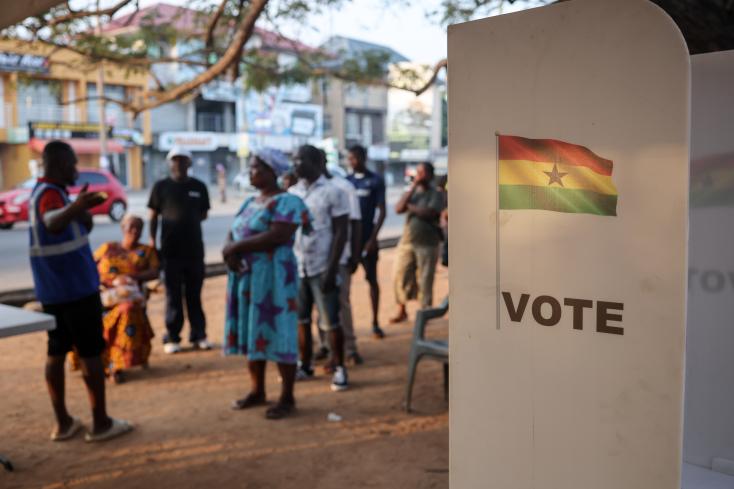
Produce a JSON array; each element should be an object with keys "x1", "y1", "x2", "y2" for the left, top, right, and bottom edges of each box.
[{"x1": 544, "y1": 163, "x2": 568, "y2": 187}]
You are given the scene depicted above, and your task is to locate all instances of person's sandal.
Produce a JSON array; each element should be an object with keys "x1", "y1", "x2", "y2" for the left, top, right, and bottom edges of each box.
[
  {"x1": 388, "y1": 312, "x2": 408, "y2": 324},
  {"x1": 230, "y1": 393, "x2": 267, "y2": 410},
  {"x1": 50, "y1": 417, "x2": 84, "y2": 441},
  {"x1": 84, "y1": 418, "x2": 133, "y2": 443},
  {"x1": 265, "y1": 402, "x2": 295, "y2": 420},
  {"x1": 372, "y1": 325, "x2": 386, "y2": 339}
]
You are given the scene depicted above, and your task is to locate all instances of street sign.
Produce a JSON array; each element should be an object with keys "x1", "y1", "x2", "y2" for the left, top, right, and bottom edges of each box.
[
  {"x1": 0, "y1": 51, "x2": 48, "y2": 74},
  {"x1": 448, "y1": 1, "x2": 689, "y2": 487},
  {"x1": 28, "y1": 121, "x2": 112, "y2": 140}
]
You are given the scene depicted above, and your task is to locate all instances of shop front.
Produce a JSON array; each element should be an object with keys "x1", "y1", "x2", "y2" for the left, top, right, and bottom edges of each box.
[
  {"x1": 0, "y1": 121, "x2": 142, "y2": 188},
  {"x1": 151, "y1": 131, "x2": 239, "y2": 186}
]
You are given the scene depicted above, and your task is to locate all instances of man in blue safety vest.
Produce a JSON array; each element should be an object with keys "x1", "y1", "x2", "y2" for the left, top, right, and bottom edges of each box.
[{"x1": 29, "y1": 140, "x2": 132, "y2": 443}]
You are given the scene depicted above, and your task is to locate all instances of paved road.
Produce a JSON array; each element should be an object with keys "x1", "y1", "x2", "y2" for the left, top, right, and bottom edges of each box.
[{"x1": 0, "y1": 186, "x2": 406, "y2": 292}]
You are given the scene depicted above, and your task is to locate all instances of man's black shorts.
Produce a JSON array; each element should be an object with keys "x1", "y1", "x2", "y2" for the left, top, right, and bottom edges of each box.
[
  {"x1": 360, "y1": 249, "x2": 379, "y2": 283},
  {"x1": 43, "y1": 293, "x2": 105, "y2": 358}
]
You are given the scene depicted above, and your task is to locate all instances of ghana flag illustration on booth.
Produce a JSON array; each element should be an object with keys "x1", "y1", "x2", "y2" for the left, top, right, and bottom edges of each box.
[{"x1": 498, "y1": 135, "x2": 618, "y2": 216}]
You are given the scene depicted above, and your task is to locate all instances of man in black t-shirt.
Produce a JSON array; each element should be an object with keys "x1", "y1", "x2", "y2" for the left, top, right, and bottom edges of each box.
[{"x1": 148, "y1": 147, "x2": 211, "y2": 353}]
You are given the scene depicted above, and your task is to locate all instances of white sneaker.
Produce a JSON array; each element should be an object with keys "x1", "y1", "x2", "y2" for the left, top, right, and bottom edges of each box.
[
  {"x1": 163, "y1": 342, "x2": 181, "y2": 354},
  {"x1": 196, "y1": 339, "x2": 213, "y2": 350},
  {"x1": 331, "y1": 366, "x2": 349, "y2": 392}
]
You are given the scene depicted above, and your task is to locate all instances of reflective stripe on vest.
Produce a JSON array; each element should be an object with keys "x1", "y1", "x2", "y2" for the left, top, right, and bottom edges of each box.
[{"x1": 29, "y1": 183, "x2": 89, "y2": 257}]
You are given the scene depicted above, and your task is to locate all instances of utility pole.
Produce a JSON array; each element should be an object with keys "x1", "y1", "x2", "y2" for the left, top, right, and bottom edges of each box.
[{"x1": 95, "y1": 0, "x2": 109, "y2": 172}]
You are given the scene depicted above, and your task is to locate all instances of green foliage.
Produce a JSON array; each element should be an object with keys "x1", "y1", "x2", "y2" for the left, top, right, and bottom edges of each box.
[
  {"x1": 0, "y1": 0, "x2": 537, "y2": 112},
  {"x1": 430, "y1": 0, "x2": 537, "y2": 26}
]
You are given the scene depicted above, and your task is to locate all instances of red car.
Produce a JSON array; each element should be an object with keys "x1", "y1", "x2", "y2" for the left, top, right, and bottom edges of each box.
[{"x1": 0, "y1": 168, "x2": 127, "y2": 229}]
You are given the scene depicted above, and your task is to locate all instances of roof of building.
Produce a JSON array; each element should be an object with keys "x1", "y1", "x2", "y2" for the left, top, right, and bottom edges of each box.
[
  {"x1": 103, "y1": 2, "x2": 316, "y2": 53},
  {"x1": 321, "y1": 35, "x2": 409, "y2": 64}
]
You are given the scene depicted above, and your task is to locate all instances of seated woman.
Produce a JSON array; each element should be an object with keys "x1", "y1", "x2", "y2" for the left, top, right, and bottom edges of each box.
[{"x1": 94, "y1": 215, "x2": 160, "y2": 383}]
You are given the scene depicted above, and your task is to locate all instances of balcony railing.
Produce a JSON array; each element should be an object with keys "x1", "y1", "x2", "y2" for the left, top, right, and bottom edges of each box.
[
  {"x1": 197, "y1": 113, "x2": 225, "y2": 133},
  {"x1": 17, "y1": 104, "x2": 81, "y2": 127},
  {"x1": 87, "y1": 102, "x2": 131, "y2": 128}
]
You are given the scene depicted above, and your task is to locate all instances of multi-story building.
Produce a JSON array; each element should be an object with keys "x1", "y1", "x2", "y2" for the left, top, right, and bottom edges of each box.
[
  {"x1": 105, "y1": 3, "x2": 324, "y2": 186},
  {"x1": 320, "y1": 36, "x2": 408, "y2": 173},
  {"x1": 0, "y1": 40, "x2": 150, "y2": 190},
  {"x1": 386, "y1": 62, "x2": 447, "y2": 184}
]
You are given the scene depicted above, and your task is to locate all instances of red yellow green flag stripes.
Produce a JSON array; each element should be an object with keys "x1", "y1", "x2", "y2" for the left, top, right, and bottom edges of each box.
[
  {"x1": 498, "y1": 135, "x2": 618, "y2": 216},
  {"x1": 690, "y1": 153, "x2": 734, "y2": 208}
]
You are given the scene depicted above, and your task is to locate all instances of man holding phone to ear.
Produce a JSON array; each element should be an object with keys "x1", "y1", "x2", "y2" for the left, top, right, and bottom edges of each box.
[{"x1": 30, "y1": 140, "x2": 132, "y2": 443}]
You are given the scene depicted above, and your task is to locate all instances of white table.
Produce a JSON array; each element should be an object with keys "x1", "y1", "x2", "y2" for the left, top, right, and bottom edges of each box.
[{"x1": 0, "y1": 304, "x2": 56, "y2": 472}]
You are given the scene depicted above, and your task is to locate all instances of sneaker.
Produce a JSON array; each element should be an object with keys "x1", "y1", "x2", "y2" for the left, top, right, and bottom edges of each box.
[
  {"x1": 195, "y1": 339, "x2": 213, "y2": 350},
  {"x1": 347, "y1": 352, "x2": 364, "y2": 366},
  {"x1": 163, "y1": 342, "x2": 181, "y2": 354},
  {"x1": 372, "y1": 324, "x2": 385, "y2": 339},
  {"x1": 295, "y1": 364, "x2": 314, "y2": 381},
  {"x1": 314, "y1": 346, "x2": 330, "y2": 360},
  {"x1": 331, "y1": 366, "x2": 349, "y2": 391}
]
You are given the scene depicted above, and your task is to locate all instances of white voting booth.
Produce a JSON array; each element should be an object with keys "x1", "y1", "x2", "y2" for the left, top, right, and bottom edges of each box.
[
  {"x1": 448, "y1": 0, "x2": 689, "y2": 487},
  {"x1": 682, "y1": 50, "x2": 734, "y2": 488}
]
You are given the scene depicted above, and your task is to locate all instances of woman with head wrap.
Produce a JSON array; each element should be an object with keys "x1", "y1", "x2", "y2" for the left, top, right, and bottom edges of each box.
[
  {"x1": 69, "y1": 215, "x2": 160, "y2": 384},
  {"x1": 222, "y1": 149, "x2": 311, "y2": 419}
]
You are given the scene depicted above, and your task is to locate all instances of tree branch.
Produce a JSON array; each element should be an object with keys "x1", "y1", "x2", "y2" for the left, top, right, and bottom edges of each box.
[
  {"x1": 47, "y1": 0, "x2": 136, "y2": 27},
  {"x1": 129, "y1": 0, "x2": 269, "y2": 115},
  {"x1": 122, "y1": 0, "x2": 141, "y2": 27},
  {"x1": 36, "y1": 37, "x2": 213, "y2": 68},
  {"x1": 61, "y1": 94, "x2": 135, "y2": 112},
  {"x1": 149, "y1": 70, "x2": 167, "y2": 92},
  {"x1": 412, "y1": 58, "x2": 447, "y2": 96},
  {"x1": 205, "y1": 0, "x2": 229, "y2": 52}
]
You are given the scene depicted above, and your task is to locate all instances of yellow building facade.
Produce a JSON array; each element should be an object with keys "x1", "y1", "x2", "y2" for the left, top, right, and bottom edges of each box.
[{"x1": 0, "y1": 40, "x2": 151, "y2": 190}]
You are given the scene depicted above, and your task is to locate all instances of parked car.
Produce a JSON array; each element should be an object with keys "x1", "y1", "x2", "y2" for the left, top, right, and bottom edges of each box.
[{"x1": 0, "y1": 168, "x2": 127, "y2": 229}]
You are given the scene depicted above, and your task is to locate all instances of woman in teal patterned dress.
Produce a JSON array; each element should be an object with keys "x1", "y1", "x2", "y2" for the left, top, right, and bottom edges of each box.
[{"x1": 223, "y1": 149, "x2": 310, "y2": 419}]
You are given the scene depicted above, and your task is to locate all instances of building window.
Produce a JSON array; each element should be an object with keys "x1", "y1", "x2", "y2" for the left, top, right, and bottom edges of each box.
[
  {"x1": 17, "y1": 79, "x2": 63, "y2": 126},
  {"x1": 345, "y1": 112, "x2": 360, "y2": 139},
  {"x1": 87, "y1": 83, "x2": 127, "y2": 127},
  {"x1": 361, "y1": 115, "x2": 372, "y2": 146}
]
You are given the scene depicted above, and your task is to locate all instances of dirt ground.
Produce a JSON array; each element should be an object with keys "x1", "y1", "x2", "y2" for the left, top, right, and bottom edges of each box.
[{"x1": 0, "y1": 249, "x2": 449, "y2": 489}]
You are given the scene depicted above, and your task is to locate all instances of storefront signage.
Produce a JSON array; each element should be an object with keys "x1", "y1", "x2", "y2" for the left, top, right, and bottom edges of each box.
[
  {"x1": 28, "y1": 121, "x2": 112, "y2": 140},
  {"x1": 201, "y1": 80, "x2": 240, "y2": 103},
  {"x1": 112, "y1": 128, "x2": 144, "y2": 147},
  {"x1": 243, "y1": 89, "x2": 323, "y2": 139},
  {"x1": 158, "y1": 132, "x2": 237, "y2": 152},
  {"x1": 0, "y1": 52, "x2": 49, "y2": 74}
]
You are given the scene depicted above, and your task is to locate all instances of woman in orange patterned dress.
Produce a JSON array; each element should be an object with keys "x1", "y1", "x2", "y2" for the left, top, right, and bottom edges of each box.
[{"x1": 94, "y1": 215, "x2": 160, "y2": 383}]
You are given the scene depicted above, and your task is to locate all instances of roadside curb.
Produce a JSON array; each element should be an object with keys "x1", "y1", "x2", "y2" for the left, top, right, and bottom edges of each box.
[{"x1": 0, "y1": 236, "x2": 402, "y2": 307}]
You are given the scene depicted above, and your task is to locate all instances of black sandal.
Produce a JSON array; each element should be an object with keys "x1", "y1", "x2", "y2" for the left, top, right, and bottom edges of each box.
[
  {"x1": 231, "y1": 393, "x2": 267, "y2": 410},
  {"x1": 265, "y1": 402, "x2": 296, "y2": 419}
]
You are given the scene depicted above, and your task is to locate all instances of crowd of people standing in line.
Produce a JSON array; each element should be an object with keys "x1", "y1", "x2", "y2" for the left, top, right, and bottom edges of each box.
[{"x1": 27, "y1": 139, "x2": 447, "y2": 441}]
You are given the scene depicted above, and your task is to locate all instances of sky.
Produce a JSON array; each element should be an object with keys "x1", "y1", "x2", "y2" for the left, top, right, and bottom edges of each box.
[{"x1": 132, "y1": 0, "x2": 544, "y2": 64}]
